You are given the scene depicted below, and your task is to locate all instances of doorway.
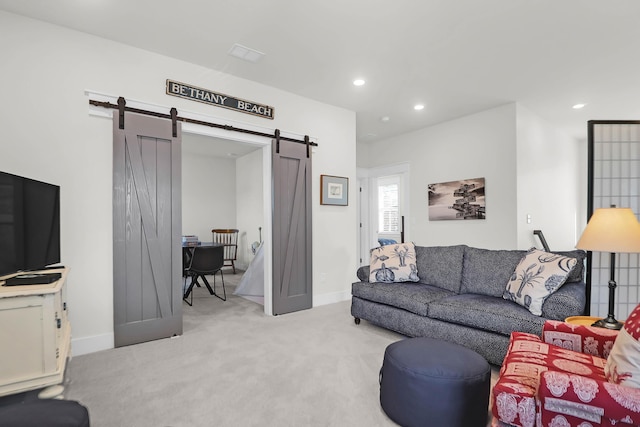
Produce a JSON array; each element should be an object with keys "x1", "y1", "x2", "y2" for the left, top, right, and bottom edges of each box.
[
  {"x1": 180, "y1": 125, "x2": 274, "y2": 316},
  {"x1": 357, "y1": 163, "x2": 410, "y2": 265}
]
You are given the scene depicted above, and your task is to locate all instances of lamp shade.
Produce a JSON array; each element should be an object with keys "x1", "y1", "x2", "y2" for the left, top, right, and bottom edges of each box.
[{"x1": 576, "y1": 207, "x2": 640, "y2": 253}]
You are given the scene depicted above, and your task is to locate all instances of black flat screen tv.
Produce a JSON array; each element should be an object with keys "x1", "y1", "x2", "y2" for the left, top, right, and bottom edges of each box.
[{"x1": 0, "y1": 171, "x2": 61, "y2": 277}]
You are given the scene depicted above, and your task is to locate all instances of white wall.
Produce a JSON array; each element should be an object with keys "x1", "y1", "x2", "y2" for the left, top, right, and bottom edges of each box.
[
  {"x1": 356, "y1": 141, "x2": 371, "y2": 168},
  {"x1": 360, "y1": 103, "x2": 586, "y2": 253},
  {"x1": 363, "y1": 104, "x2": 519, "y2": 249},
  {"x1": 0, "y1": 11, "x2": 357, "y2": 355},
  {"x1": 515, "y1": 104, "x2": 584, "y2": 250},
  {"x1": 181, "y1": 150, "x2": 236, "y2": 242},
  {"x1": 236, "y1": 149, "x2": 264, "y2": 270},
  {"x1": 182, "y1": 142, "x2": 266, "y2": 271}
]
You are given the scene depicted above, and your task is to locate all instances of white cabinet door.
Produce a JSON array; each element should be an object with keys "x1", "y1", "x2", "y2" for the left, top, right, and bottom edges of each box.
[{"x1": 0, "y1": 269, "x2": 70, "y2": 396}]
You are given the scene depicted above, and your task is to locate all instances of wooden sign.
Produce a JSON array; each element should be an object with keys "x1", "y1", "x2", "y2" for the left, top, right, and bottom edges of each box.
[{"x1": 166, "y1": 79, "x2": 274, "y2": 120}]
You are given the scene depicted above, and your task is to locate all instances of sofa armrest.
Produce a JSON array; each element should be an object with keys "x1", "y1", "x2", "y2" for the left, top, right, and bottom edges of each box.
[
  {"x1": 356, "y1": 265, "x2": 370, "y2": 282},
  {"x1": 540, "y1": 281, "x2": 586, "y2": 320},
  {"x1": 542, "y1": 320, "x2": 619, "y2": 359},
  {"x1": 538, "y1": 370, "x2": 640, "y2": 426}
]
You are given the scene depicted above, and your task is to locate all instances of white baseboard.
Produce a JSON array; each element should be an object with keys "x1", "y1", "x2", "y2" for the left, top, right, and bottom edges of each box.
[
  {"x1": 71, "y1": 333, "x2": 114, "y2": 357},
  {"x1": 71, "y1": 291, "x2": 351, "y2": 356},
  {"x1": 313, "y1": 289, "x2": 351, "y2": 307}
]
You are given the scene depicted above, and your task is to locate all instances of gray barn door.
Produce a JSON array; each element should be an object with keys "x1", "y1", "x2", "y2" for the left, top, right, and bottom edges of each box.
[
  {"x1": 272, "y1": 139, "x2": 312, "y2": 315},
  {"x1": 113, "y1": 112, "x2": 182, "y2": 347}
]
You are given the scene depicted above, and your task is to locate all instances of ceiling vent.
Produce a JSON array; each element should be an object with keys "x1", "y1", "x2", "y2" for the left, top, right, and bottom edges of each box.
[{"x1": 228, "y1": 43, "x2": 265, "y2": 63}]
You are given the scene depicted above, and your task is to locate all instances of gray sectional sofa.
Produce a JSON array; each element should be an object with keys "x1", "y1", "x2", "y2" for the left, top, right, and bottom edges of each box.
[{"x1": 351, "y1": 245, "x2": 587, "y2": 365}]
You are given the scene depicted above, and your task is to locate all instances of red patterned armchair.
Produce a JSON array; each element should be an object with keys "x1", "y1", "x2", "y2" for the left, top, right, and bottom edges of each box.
[{"x1": 492, "y1": 319, "x2": 640, "y2": 427}]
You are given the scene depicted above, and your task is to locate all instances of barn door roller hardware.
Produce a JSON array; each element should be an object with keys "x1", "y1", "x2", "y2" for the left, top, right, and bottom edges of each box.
[
  {"x1": 90, "y1": 98, "x2": 318, "y2": 148},
  {"x1": 118, "y1": 97, "x2": 126, "y2": 129}
]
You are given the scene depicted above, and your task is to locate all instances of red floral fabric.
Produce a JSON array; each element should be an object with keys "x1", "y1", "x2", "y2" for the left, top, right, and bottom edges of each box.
[
  {"x1": 543, "y1": 320, "x2": 618, "y2": 359},
  {"x1": 624, "y1": 305, "x2": 640, "y2": 340},
  {"x1": 538, "y1": 369, "x2": 640, "y2": 426},
  {"x1": 491, "y1": 322, "x2": 639, "y2": 427},
  {"x1": 493, "y1": 331, "x2": 608, "y2": 427}
]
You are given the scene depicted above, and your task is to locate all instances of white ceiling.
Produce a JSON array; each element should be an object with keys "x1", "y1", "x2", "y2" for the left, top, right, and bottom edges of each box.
[{"x1": 2, "y1": 0, "x2": 640, "y2": 143}]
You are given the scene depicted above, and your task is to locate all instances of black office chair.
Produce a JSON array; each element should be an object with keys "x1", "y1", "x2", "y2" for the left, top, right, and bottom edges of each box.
[
  {"x1": 183, "y1": 245, "x2": 226, "y2": 306},
  {"x1": 182, "y1": 246, "x2": 191, "y2": 278}
]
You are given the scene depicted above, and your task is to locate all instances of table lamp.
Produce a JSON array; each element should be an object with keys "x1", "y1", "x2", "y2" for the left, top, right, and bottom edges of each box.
[{"x1": 576, "y1": 206, "x2": 640, "y2": 330}]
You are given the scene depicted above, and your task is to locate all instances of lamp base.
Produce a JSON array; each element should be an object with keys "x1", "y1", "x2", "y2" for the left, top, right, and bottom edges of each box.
[{"x1": 591, "y1": 317, "x2": 623, "y2": 330}]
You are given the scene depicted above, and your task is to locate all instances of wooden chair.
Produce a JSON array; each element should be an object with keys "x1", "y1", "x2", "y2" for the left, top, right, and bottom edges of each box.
[{"x1": 211, "y1": 229, "x2": 239, "y2": 273}]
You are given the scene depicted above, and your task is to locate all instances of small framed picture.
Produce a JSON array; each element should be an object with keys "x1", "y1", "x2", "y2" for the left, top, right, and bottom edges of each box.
[{"x1": 320, "y1": 175, "x2": 348, "y2": 206}]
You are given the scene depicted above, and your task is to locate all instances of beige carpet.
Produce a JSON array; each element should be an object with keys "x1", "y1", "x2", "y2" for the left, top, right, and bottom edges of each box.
[{"x1": 64, "y1": 271, "x2": 499, "y2": 427}]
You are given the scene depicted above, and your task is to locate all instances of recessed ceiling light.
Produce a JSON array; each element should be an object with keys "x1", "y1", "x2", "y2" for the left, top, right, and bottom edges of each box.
[
  {"x1": 381, "y1": 116, "x2": 390, "y2": 122},
  {"x1": 353, "y1": 79, "x2": 365, "y2": 86},
  {"x1": 414, "y1": 104, "x2": 425, "y2": 111},
  {"x1": 572, "y1": 103, "x2": 586, "y2": 109},
  {"x1": 228, "y1": 43, "x2": 265, "y2": 63}
]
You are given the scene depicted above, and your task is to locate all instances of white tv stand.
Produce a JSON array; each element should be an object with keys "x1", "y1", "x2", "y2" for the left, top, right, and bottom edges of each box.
[{"x1": 0, "y1": 268, "x2": 71, "y2": 397}]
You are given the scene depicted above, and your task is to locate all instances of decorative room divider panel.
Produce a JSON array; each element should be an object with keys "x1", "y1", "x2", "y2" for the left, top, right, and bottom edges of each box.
[{"x1": 588, "y1": 121, "x2": 640, "y2": 319}]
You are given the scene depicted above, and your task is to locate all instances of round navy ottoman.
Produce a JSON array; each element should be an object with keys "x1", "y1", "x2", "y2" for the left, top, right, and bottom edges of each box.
[{"x1": 380, "y1": 337, "x2": 490, "y2": 427}]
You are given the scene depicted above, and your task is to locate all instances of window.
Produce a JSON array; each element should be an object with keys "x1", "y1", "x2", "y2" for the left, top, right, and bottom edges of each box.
[{"x1": 378, "y1": 176, "x2": 400, "y2": 233}]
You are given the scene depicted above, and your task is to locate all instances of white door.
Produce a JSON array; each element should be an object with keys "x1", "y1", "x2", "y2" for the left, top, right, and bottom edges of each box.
[
  {"x1": 358, "y1": 163, "x2": 410, "y2": 263},
  {"x1": 375, "y1": 174, "x2": 403, "y2": 245}
]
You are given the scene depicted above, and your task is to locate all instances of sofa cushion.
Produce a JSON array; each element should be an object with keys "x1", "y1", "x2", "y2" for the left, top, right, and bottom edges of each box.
[
  {"x1": 503, "y1": 248, "x2": 578, "y2": 316},
  {"x1": 461, "y1": 247, "x2": 526, "y2": 297},
  {"x1": 428, "y1": 294, "x2": 545, "y2": 337},
  {"x1": 378, "y1": 238, "x2": 397, "y2": 246},
  {"x1": 369, "y1": 242, "x2": 419, "y2": 283},
  {"x1": 605, "y1": 303, "x2": 640, "y2": 388},
  {"x1": 461, "y1": 247, "x2": 586, "y2": 298},
  {"x1": 351, "y1": 281, "x2": 454, "y2": 317},
  {"x1": 414, "y1": 245, "x2": 466, "y2": 293},
  {"x1": 356, "y1": 265, "x2": 369, "y2": 282},
  {"x1": 554, "y1": 249, "x2": 586, "y2": 283}
]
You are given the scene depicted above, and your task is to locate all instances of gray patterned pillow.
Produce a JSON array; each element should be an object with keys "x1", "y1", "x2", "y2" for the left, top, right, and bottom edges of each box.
[
  {"x1": 503, "y1": 248, "x2": 577, "y2": 316},
  {"x1": 369, "y1": 242, "x2": 419, "y2": 283}
]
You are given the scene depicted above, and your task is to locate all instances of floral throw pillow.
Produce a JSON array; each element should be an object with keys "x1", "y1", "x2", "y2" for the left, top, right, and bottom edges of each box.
[
  {"x1": 503, "y1": 248, "x2": 577, "y2": 316},
  {"x1": 605, "y1": 303, "x2": 640, "y2": 388},
  {"x1": 369, "y1": 242, "x2": 419, "y2": 283}
]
